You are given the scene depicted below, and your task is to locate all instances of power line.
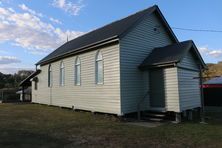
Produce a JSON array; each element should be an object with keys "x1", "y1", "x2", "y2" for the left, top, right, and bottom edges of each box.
[{"x1": 172, "y1": 27, "x2": 222, "y2": 33}]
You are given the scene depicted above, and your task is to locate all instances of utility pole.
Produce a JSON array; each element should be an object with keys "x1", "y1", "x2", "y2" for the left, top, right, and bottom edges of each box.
[
  {"x1": 193, "y1": 65, "x2": 206, "y2": 123},
  {"x1": 193, "y1": 65, "x2": 219, "y2": 124},
  {"x1": 22, "y1": 86, "x2": 25, "y2": 102},
  {"x1": 199, "y1": 65, "x2": 206, "y2": 123}
]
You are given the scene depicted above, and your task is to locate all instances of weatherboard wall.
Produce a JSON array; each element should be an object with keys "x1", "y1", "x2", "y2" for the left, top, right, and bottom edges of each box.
[
  {"x1": 32, "y1": 66, "x2": 50, "y2": 105},
  {"x1": 178, "y1": 51, "x2": 199, "y2": 70},
  {"x1": 177, "y1": 51, "x2": 201, "y2": 111},
  {"x1": 119, "y1": 12, "x2": 174, "y2": 114},
  {"x1": 163, "y1": 67, "x2": 180, "y2": 112},
  {"x1": 32, "y1": 43, "x2": 121, "y2": 115}
]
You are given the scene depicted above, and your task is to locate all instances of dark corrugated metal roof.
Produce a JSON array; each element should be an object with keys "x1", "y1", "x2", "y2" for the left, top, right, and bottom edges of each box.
[
  {"x1": 204, "y1": 77, "x2": 222, "y2": 85},
  {"x1": 19, "y1": 70, "x2": 41, "y2": 86},
  {"x1": 139, "y1": 40, "x2": 193, "y2": 69},
  {"x1": 37, "y1": 5, "x2": 158, "y2": 65}
]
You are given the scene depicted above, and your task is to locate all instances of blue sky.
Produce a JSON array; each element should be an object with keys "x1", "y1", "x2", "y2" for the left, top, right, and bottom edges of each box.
[{"x1": 0, "y1": 0, "x2": 222, "y2": 74}]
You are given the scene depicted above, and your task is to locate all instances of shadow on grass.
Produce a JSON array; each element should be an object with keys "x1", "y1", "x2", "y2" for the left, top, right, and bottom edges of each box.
[{"x1": 0, "y1": 129, "x2": 70, "y2": 148}]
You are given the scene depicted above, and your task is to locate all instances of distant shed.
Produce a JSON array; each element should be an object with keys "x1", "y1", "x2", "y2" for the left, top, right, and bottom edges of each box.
[{"x1": 203, "y1": 77, "x2": 222, "y2": 106}]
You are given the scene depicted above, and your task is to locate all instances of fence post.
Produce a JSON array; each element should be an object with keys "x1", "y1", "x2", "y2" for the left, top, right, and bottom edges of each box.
[
  {"x1": 1, "y1": 90, "x2": 3, "y2": 102},
  {"x1": 22, "y1": 86, "x2": 25, "y2": 102}
]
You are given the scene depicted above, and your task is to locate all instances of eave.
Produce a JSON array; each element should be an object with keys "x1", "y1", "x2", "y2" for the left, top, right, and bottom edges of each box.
[{"x1": 36, "y1": 36, "x2": 119, "y2": 66}]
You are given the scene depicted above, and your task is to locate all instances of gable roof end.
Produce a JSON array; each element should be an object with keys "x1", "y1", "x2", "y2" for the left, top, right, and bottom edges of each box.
[
  {"x1": 153, "y1": 6, "x2": 179, "y2": 43},
  {"x1": 188, "y1": 40, "x2": 206, "y2": 69}
]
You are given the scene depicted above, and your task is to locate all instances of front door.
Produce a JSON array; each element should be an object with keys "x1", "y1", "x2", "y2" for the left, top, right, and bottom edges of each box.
[{"x1": 149, "y1": 69, "x2": 165, "y2": 108}]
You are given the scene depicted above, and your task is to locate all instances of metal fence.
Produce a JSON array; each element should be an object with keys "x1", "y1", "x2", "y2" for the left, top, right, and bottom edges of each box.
[{"x1": 0, "y1": 89, "x2": 20, "y2": 102}]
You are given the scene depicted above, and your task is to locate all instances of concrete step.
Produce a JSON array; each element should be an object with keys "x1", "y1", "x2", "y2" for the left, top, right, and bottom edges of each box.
[
  {"x1": 141, "y1": 111, "x2": 174, "y2": 122},
  {"x1": 143, "y1": 117, "x2": 164, "y2": 122},
  {"x1": 143, "y1": 112, "x2": 166, "y2": 118}
]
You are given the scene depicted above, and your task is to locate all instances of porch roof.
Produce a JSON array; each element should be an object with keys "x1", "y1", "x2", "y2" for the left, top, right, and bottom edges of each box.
[
  {"x1": 139, "y1": 40, "x2": 206, "y2": 70},
  {"x1": 19, "y1": 70, "x2": 41, "y2": 87}
]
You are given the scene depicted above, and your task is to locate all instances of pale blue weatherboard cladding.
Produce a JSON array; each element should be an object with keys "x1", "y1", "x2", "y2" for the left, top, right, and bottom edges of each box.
[
  {"x1": 119, "y1": 12, "x2": 174, "y2": 114},
  {"x1": 178, "y1": 69, "x2": 201, "y2": 111},
  {"x1": 178, "y1": 51, "x2": 199, "y2": 70},
  {"x1": 177, "y1": 51, "x2": 201, "y2": 111}
]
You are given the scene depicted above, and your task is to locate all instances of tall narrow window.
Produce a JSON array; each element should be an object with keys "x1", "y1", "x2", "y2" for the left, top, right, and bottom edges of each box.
[
  {"x1": 75, "y1": 57, "x2": 81, "y2": 85},
  {"x1": 60, "y1": 61, "x2": 65, "y2": 86},
  {"x1": 96, "y1": 51, "x2": 103, "y2": 84},
  {"x1": 48, "y1": 65, "x2": 52, "y2": 87},
  {"x1": 33, "y1": 77, "x2": 39, "y2": 90},
  {"x1": 34, "y1": 81, "x2": 38, "y2": 90}
]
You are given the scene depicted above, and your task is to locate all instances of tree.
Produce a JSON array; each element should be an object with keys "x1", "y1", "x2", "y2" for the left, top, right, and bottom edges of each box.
[
  {"x1": 0, "y1": 70, "x2": 34, "y2": 89},
  {"x1": 203, "y1": 62, "x2": 222, "y2": 81}
]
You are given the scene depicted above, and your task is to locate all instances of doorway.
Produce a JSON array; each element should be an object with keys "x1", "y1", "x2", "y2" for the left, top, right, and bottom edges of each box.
[{"x1": 149, "y1": 69, "x2": 165, "y2": 109}]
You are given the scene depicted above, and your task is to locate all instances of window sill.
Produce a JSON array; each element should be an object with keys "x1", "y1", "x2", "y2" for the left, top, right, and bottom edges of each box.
[{"x1": 96, "y1": 83, "x2": 104, "y2": 85}]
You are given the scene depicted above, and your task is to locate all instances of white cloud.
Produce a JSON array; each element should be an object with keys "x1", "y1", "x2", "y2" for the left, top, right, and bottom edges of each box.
[
  {"x1": 0, "y1": 67, "x2": 34, "y2": 74},
  {"x1": 19, "y1": 4, "x2": 43, "y2": 17},
  {"x1": 198, "y1": 46, "x2": 222, "y2": 58},
  {"x1": 19, "y1": 4, "x2": 63, "y2": 25},
  {"x1": 8, "y1": 7, "x2": 14, "y2": 13},
  {"x1": 208, "y1": 50, "x2": 222, "y2": 58},
  {"x1": 52, "y1": 0, "x2": 84, "y2": 16},
  {"x1": 19, "y1": 3, "x2": 62, "y2": 24},
  {"x1": 0, "y1": 56, "x2": 21, "y2": 64},
  {"x1": 49, "y1": 17, "x2": 62, "y2": 24},
  {"x1": 0, "y1": 6, "x2": 85, "y2": 55}
]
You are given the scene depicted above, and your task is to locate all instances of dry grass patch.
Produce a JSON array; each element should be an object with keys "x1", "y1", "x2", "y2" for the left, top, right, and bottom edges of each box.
[{"x1": 0, "y1": 103, "x2": 221, "y2": 148}]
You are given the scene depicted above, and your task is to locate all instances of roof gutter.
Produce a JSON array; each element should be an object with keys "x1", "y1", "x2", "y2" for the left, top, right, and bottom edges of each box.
[
  {"x1": 37, "y1": 36, "x2": 119, "y2": 66},
  {"x1": 139, "y1": 61, "x2": 178, "y2": 70}
]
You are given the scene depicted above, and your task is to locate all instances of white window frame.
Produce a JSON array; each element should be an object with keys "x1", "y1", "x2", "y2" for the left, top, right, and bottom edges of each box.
[
  {"x1": 95, "y1": 51, "x2": 104, "y2": 84},
  {"x1": 60, "y1": 61, "x2": 65, "y2": 86},
  {"x1": 75, "y1": 57, "x2": 81, "y2": 85}
]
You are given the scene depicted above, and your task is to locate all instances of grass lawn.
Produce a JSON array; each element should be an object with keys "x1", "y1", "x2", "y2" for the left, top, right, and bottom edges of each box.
[{"x1": 0, "y1": 104, "x2": 222, "y2": 148}]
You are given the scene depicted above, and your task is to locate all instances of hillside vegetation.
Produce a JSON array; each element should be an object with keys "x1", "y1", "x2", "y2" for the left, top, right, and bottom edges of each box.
[{"x1": 203, "y1": 62, "x2": 222, "y2": 80}]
